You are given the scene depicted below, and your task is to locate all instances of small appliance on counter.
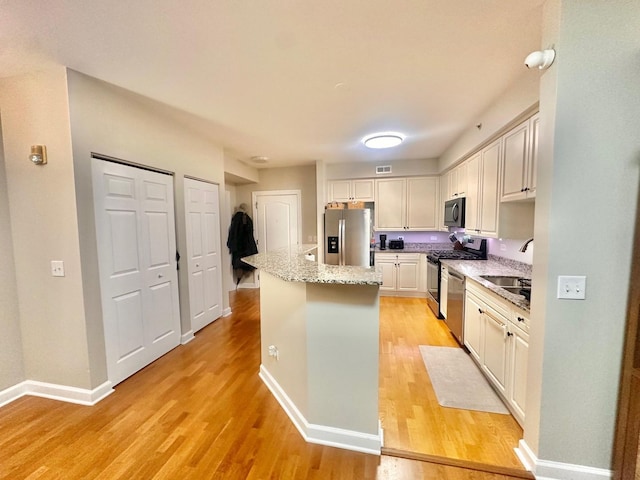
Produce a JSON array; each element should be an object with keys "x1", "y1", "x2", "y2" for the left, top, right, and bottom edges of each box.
[
  {"x1": 379, "y1": 234, "x2": 387, "y2": 250},
  {"x1": 388, "y1": 239, "x2": 404, "y2": 249}
]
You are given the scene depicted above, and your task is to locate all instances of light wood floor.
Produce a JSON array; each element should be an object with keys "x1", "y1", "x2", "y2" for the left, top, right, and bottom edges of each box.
[
  {"x1": 378, "y1": 296, "x2": 527, "y2": 477},
  {"x1": 0, "y1": 289, "x2": 527, "y2": 479}
]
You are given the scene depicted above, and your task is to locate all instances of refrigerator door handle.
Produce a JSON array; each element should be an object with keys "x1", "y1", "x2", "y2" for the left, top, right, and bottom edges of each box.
[{"x1": 339, "y1": 218, "x2": 345, "y2": 266}]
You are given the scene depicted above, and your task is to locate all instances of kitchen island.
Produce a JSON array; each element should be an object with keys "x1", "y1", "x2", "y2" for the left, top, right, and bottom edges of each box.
[{"x1": 243, "y1": 245, "x2": 383, "y2": 454}]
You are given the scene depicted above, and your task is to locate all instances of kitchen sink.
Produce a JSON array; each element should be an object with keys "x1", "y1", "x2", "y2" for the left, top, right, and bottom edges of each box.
[{"x1": 480, "y1": 275, "x2": 523, "y2": 287}]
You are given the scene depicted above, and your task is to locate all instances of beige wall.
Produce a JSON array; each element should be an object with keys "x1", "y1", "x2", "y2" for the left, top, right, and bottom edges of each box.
[
  {"x1": 326, "y1": 157, "x2": 438, "y2": 180},
  {"x1": 66, "y1": 69, "x2": 228, "y2": 386},
  {"x1": 236, "y1": 165, "x2": 317, "y2": 242},
  {"x1": 0, "y1": 67, "x2": 230, "y2": 392},
  {"x1": 0, "y1": 116, "x2": 25, "y2": 391},
  {"x1": 0, "y1": 68, "x2": 93, "y2": 388},
  {"x1": 438, "y1": 71, "x2": 540, "y2": 172}
]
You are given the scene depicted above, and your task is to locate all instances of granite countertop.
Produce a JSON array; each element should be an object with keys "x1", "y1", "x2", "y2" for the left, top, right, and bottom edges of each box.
[
  {"x1": 242, "y1": 244, "x2": 382, "y2": 286},
  {"x1": 441, "y1": 258, "x2": 531, "y2": 312}
]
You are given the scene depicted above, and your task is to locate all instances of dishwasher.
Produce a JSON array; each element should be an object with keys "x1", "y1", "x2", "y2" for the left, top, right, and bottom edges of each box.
[{"x1": 446, "y1": 269, "x2": 465, "y2": 345}]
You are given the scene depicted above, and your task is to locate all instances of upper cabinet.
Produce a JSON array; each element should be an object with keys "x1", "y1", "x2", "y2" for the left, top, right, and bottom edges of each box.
[
  {"x1": 466, "y1": 138, "x2": 534, "y2": 239},
  {"x1": 442, "y1": 161, "x2": 467, "y2": 201},
  {"x1": 375, "y1": 176, "x2": 438, "y2": 231},
  {"x1": 501, "y1": 113, "x2": 539, "y2": 202},
  {"x1": 328, "y1": 179, "x2": 375, "y2": 202}
]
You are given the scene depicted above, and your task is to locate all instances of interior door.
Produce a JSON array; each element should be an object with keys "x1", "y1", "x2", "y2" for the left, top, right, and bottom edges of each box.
[
  {"x1": 184, "y1": 178, "x2": 223, "y2": 334},
  {"x1": 253, "y1": 191, "x2": 301, "y2": 253},
  {"x1": 92, "y1": 158, "x2": 181, "y2": 385}
]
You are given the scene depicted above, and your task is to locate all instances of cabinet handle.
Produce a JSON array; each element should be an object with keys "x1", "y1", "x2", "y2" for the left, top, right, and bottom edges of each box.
[
  {"x1": 507, "y1": 331, "x2": 514, "y2": 337},
  {"x1": 478, "y1": 308, "x2": 483, "y2": 314},
  {"x1": 520, "y1": 188, "x2": 525, "y2": 192},
  {"x1": 524, "y1": 187, "x2": 530, "y2": 192},
  {"x1": 517, "y1": 316, "x2": 525, "y2": 322}
]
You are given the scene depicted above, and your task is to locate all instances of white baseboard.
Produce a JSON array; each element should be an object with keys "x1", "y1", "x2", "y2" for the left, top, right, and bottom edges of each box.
[
  {"x1": 0, "y1": 380, "x2": 114, "y2": 408},
  {"x1": 181, "y1": 330, "x2": 195, "y2": 345},
  {"x1": 222, "y1": 307, "x2": 232, "y2": 317},
  {"x1": 259, "y1": 365, "x2": 382, "y2": 455},
  {"x1": 516, "y1": 439, "x2": 613, "y2": 480}
]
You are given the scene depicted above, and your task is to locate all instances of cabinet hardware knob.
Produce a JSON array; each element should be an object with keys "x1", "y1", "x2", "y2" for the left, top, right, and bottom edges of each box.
[
  {"x1": 517, "y1": 316, "x2": 524, "y2": 322},
  {"x1": 520, "y1": 188, "x2": 525, "y2": 192},
  {"x1": 525, "y1": 187, "x2": 530, "y2": 191},
  {"x1": 478, "y1": 308, "x2": 483, "y2": 314},
  {"x1": 507, "y1": 331, "x2": 514, "y2": 337},
  {"x1": 158, "y1": 274, "x2": 164, "y2": 278},
  {"x1": 196, "y1": 263, "x2": 200, "y2": 267}
]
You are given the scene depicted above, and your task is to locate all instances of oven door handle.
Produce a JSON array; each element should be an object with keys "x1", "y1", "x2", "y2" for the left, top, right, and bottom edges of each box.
[{"x1": 452, "y1": 203, "x2": 459, "y2": 221}]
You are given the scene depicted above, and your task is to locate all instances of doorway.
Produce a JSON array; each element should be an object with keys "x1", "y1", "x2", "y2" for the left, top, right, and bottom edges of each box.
[
  {"x1": 92, "y1": 158, "x2": 181, "y2": 385},
  {"x1": 252, "y1": 190, "x2": 302, "y2": 253},
  {"x1": 183, "y1": 178, "x2": 223, "y2": 334}
]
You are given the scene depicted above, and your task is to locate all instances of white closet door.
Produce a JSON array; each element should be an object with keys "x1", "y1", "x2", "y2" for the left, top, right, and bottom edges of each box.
[
  {"x1": 184, "y1": 178, "x2": 222, "y2": 333},
  {"x1": 92, "y1": 159, "x2": 181, "y2": 385}
]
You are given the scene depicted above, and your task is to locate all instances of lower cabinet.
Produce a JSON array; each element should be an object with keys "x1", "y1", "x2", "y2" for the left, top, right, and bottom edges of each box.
[
  {"x1": 440, "y1": 265, "x2": 449, "y2": 318},
  {"x1": 375, "y1": 253, "x2": 424, "y2": 297},
  {"x1": 464, "y1": 280, "x2": 529, "y2": 426}
]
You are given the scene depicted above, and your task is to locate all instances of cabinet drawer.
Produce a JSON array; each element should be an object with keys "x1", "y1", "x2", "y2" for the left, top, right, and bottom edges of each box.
[{"x1": 511, "y1": 308, "x2": 530, "y2": 333}]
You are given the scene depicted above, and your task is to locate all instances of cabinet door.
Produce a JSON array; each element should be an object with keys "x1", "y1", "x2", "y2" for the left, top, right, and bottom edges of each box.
[
  {"x1": 375, "y1": 178, "x2": 406, "y2": 230},
  {"x1": 501, "y1": 122, "x2": 529, "y2": 202},
  {"x1": 397, "y1": 259, "x2": 419, "y2": 292},
  {"x1": 439, "y1": 174, "x2": 449, "y2": 231},
  {"x1": 479, "y1": 140, "x2": 501, "y2": 237},
  {"x1": 352, "y1": 179, "x2": 375, "y2": 201},
  {"x1": 377, "y1": 258, "x2": 397, "y2": 291},
  {"x1": 448, "y1": 169, "x2": 458, "y2": 199},
  {"x1": 464, "y1": 292, "x2": 483, "y2": 362},
  {"x1": 465, "y1": 153, "x2": 481, "y2": 233},
  {"x1": 328, "y1": 180, "x2": 352, "y2": 202},
  {"x1": 457, "y1": 162, "x2": 467, "y2": 197},
  {"x1": 527, "y1": 114, "x2": 540, "y2": 199},
  {"x1": 440, "y1": 267, "x2": 449, "y2": 318},
  {"x1": 407, "y1": 176, "x2": 437, "y2": 230},
  {"x1": 508, "y1": 325, "x2": 529, "y2": 423},
  {"x1": 482, "y1": 309, "x2": 509, "y2": 395}
]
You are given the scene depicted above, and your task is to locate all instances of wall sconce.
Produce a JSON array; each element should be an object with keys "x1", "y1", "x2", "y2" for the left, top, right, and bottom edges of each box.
[
  {"x1": 524, "y1": 49, "x2": 556, "y2": 70},
  {"x1": 29, "y1": 145, "x2": 47, "y2": 165}
]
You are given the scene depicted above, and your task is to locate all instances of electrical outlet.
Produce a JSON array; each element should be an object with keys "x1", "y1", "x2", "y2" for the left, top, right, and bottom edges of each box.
[
  {"x1": 430, "y1": 236, "x2": 437, "y2": 241},
  {"x1": 51, "y1": 260, "x2": 65, "y2": 277},
  {"x1": 500, "y1": 243, "x2": 507, "y2": 251},
  {"x1": 398, "y1": 236, "x2": 404, "y2": 240},
  {"x1": 268, "y1": 345, "x2": 279, "y2": 360},
  {"x1": 557, "y1": 275, "x2": 587, "y2": 300}
]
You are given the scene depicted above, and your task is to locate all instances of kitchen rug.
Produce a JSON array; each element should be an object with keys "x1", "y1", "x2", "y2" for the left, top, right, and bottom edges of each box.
[{"x1": 419, "y1": 345, "x2": 509, "y2": 414}]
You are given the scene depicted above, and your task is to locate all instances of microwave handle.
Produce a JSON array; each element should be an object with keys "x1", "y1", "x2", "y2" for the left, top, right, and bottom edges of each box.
[{"x1": 452, "y1": 203, "x2": 459, "y2": 221}]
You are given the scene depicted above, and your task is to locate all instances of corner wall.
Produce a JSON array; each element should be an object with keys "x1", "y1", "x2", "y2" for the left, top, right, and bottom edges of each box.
[
  {"x1": 66, "y1": 70, "x2": 228, "y2": 385},
  {"x1": 0, "y1": 115, "x2": 25, "y2": 391}
]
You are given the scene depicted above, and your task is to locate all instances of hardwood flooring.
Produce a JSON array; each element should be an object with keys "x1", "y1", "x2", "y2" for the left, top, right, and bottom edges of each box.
[
  {"x1": 0, "y1": 289, "x2": 527, "y2": 479},
  {"x1": 378, "y1": 296, "x2": 528, "y2": 477}
]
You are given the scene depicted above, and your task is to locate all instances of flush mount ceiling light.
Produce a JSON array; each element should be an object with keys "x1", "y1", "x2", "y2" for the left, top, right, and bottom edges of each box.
[
  {"x1": 250, "y1": 156, "x2": 269, "y2": 164},
  {"x1": 362, "y1": 132, "x2": 405, "y2": 149}
]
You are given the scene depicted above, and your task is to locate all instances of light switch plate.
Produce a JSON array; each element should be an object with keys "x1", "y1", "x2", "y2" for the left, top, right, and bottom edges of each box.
[
  {"x1": 557, "y1": 275, "x2": 586, "y2": 300},
  {"x1": 51, "y1": 260, "x2": 65, "y2": 277}
]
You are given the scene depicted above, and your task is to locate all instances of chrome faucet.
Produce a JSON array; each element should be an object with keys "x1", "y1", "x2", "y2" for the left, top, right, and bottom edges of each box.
[{"x1": 519, "y1": 238, "x2": 534, "y2": 253}]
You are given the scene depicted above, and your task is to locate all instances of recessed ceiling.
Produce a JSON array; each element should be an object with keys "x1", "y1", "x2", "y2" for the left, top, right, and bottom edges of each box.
[{"x1": 0, "y1": 0, "x2": 543, "y2": 168}]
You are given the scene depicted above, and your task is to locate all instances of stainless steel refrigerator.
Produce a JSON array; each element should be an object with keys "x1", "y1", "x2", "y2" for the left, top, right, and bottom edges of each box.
[{"x1": 324, "y1": 208, "x2": 373, "y2": 266}]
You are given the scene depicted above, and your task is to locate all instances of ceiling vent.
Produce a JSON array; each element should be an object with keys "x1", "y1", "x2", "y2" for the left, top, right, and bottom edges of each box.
[{"x1": 376, "y1": 165, "x2": 392, "y2": 175}]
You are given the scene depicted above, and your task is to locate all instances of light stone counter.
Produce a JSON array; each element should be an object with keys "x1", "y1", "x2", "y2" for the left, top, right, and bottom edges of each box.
[
  {"x1": 441, "y1": 258, "x2": 531, "y2": 312},
  {"x1": 243, "y1": 244, "x2": 382, "y2": 285},
  {"x1": 245, "y1": 244, "x2": 382, "y2": 454}
]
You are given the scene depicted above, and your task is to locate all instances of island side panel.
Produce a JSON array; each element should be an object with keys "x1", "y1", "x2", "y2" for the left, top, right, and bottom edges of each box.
[
  {"x1": 259, "y1": 271, "x2": 309, "y2": 420},
  {"x1": 305, "y1": 283, "x2": 380, "y2": 435}
]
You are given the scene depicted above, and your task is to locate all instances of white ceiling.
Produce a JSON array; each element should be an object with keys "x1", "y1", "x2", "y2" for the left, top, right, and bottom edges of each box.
[{"x1": 0, "y1": 0, "x2": 543, "y2": 168}]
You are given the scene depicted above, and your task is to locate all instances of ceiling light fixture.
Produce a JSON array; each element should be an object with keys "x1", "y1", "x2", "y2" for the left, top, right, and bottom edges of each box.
[
  {"x1": 362, "y1": 132, "x2": 405, "y2": 149},
  {"x1": 250, "y1": 156, "x2": 269, "y2": 164}
]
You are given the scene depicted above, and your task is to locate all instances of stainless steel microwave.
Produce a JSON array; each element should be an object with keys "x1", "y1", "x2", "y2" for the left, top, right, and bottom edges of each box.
[{"x1": 444, "y1": 198, "x2": 465, "y2": 228}]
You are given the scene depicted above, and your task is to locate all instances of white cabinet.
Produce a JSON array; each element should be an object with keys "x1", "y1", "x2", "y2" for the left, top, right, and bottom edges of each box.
[
  {"x1": 482, "y1": 307, "x2": 509, "y2": 396},
  {"x1": 464, "y1": 280, "x2": 530, "y2": 426},
  {"x1": 445, "y1": 162, "x2": 467, "y2": 200},
  {"x1": 438, "y1": 174, "x2": 449, "y2": 231},
  {"x1": 465, "y1": 139, "x2": 535, "y2": 239},
  {"x1": 328, "y1": 179, "x2": 375, "y2": 202},
  {"x1": 375, "y1": 177, "x2": 438, "y2": 231},
  {"x1": 440, "y1": 265, "x2": 449, "y2": 318},
  {"x1": 501, "y1": 113, "x2": 539, "y2": 202},
  {"x1": 375, "y1": 253, "x2": 423, "y2": 297}
]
